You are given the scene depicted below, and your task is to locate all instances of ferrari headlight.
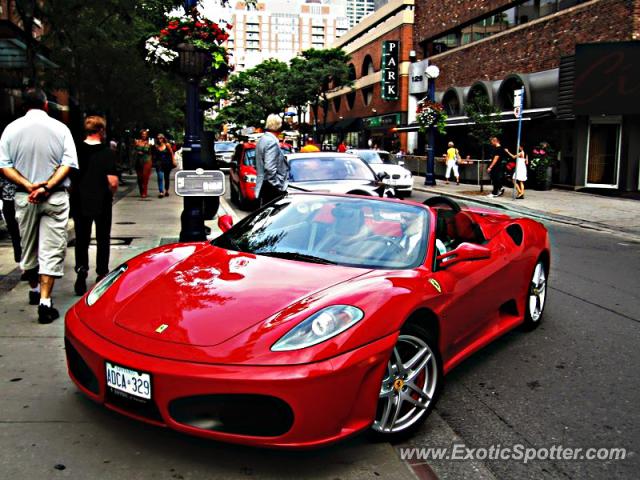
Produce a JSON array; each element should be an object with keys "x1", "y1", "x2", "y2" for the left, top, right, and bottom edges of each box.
[
  {"x1": 86, "y1": 264, "x2": 128, "y2": 306},
  {"x1": 271, "y1": 305, "x2": 364, "y2": 351},
  {"x1": 243, "y1": 174, "x2": 257, "y2": 183}
]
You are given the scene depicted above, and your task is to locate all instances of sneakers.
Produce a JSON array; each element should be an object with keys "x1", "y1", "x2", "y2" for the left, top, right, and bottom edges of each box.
[
  {"x1": 28, "y1": 290, "x2": 40, "y2": 305},
  {"x1": 498, "y1": 187, "x2": 505, "y2": 197},
  {"x1": 74, "y1": 269, "x2": 88, "y2": 296},
  {"x1": 38, "y1": 304, "x2": 60, "y2": 324}
]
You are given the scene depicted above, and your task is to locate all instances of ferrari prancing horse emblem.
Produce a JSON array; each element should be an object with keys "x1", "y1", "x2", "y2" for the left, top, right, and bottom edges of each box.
[
  {"x1": 155, "y1": 324, "x2": 169, "y2": 333},
  {"x1": 429, "y1": 278, "x2": 442, "y2": 293}
]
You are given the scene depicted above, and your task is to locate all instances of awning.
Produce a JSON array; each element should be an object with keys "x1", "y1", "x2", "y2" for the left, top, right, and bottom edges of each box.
[
  {"x1": 393, "y1": 108, "x2": 556, "y2": 132},
  {"x1": 334, "y1": 117, "x2": 362, "y2": 131},
  {"x1": 0, "y1": 38, "x2": 57, "y2": 69}
]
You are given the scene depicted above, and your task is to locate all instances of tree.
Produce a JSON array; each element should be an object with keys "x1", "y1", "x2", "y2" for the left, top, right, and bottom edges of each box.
[
  {"x1": 287, "y1": 56, "x2": 317, "y2": 127},
  {"x1": 219, "y1": 59, "x2": 290, "y2": 129},
  {"x1": 40, "y1": 1, "x2": 185, "y2": 135},
  {"x1": 465, "y1": 95, "x2": 502, "y2": 191},
  {"x1": 301, "y1": 48, "x2": 352, "y2": 142}
]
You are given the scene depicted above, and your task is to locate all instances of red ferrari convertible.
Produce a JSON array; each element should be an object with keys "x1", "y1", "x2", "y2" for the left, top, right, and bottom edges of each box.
[{"x1": 65, "y1": 194, "x2": 550, "y2": 448}]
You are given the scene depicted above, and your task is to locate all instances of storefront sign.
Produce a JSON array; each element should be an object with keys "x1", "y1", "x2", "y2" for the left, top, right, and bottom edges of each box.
[
  {"x1": 574, "y1": 42, "x2": 640, "y2": 115},
  {"x1": 364, "y1": 113, "x2": 402, "y2": 129},
  {"x1": 381, "y1": 41, "x2": 400, "y2": 101},
  {"x1": 409, "y1": 59, "x2": 429, "y2": 94}
]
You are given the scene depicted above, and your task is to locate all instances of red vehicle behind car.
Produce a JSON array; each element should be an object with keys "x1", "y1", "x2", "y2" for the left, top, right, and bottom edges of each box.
[{"x1": 229, "y1": 141, "x2": 293, "y2": 209}]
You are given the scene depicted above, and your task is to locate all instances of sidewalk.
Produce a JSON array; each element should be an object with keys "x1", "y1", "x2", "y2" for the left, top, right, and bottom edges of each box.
[
  {"x1": 0, "y1": 173, "x2": 417, "y2": 480},
  {"x1": 412, "y1": 175, "x2": 640, "y2": 240}
]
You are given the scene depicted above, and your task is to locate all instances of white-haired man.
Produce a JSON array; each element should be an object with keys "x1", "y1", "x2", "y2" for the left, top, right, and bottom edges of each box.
[{"x1": 255, "y1": 114, "x2": 289, "y2": 206}]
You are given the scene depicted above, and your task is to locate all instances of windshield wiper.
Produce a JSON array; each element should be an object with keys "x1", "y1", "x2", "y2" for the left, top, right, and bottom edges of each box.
[{"x1": 256, "y1": 251, "x2": 337, "y2": 265}]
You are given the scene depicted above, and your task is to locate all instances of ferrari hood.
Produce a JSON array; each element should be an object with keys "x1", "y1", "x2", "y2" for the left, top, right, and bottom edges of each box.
[{"x1": 113, "y1": 245, "x2": 369, "y2": 346}]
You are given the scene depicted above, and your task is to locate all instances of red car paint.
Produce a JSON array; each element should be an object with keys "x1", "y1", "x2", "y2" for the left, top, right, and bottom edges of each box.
[
  {"x1": 65, "y1": 194, "x2": 550, "y2": 448},
  {"x1": 229, "y1": 141, "x2": 292, "y2": 207}
]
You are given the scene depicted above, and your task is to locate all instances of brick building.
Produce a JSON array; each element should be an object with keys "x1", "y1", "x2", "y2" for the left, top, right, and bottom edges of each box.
[
  {"x1": 0, "y1": 0, "x2": 69, "y2": 130},
  {"x1": 317, "y1": 0, "x2": 415, "y2": 152},
  {"x1": 410, "y1": 0, "x2": 640, "y2": 193}
]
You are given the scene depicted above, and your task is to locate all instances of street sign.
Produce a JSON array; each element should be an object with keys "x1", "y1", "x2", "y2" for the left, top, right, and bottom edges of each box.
[
  {"x1": 175, "y1": 169, "x2": 225, "y2": 197},
  {"x1": 513, "y1": 88, "x2": 524, "y2": 117},
  {"x1": 381, "y1": 40, "x2": 400, "y2": 101}
]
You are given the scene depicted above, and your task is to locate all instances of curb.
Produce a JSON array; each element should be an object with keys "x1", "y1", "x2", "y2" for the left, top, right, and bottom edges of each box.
[{"x1": 413, "y1": 185, "x2": 640, "y2": 242}]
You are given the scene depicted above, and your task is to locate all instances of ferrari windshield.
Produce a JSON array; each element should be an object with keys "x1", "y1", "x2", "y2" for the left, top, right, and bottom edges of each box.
[
  {"x1": 213, "y1": 195, "x2": 429, "y2": 269},
  {"x1": 215, "y1": 142, "x2": 236, "y2": 152},
  {"x1": 356, "y1": 151, "x2": 384, "y2": 164},
  {"x1": 289, "y1": 156, "x2": 375, "y2": 182}
]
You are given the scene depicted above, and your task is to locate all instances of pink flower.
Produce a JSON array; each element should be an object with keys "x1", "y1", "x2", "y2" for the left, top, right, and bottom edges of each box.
[{"x1": 539, "y1": 150, "x2": 546, "y2": 155}]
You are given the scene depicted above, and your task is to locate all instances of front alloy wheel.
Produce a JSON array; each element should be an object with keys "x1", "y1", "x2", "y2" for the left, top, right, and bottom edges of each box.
[
  {"x1": 523, "y1": 259, "x2": 548, "y2": 330},
  {"x1": 371, "y1": 324, "x2": 441, "y2": 440}
]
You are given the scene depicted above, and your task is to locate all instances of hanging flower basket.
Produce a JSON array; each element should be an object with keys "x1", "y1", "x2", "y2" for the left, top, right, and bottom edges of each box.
[
  {"x1": 145, "y1": 9, "x2": 232, "y2": 82},
  {"x1": 416, "y1": 99, "x2": 448, "y2": 134}
]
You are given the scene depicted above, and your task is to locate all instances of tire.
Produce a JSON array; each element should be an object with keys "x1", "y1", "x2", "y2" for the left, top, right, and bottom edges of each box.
[
  {"x1": 230, "y1": 180, "x2": 239, "y2": 205},
  {"x1": 369, "y1": 322, "x2": 443, "y2": 443},
  {"x1": 522, "y1": 259, "x2": 548, "y2": 331},
  {"x1": 237, "y1": 185, "x2": 248, "y2": 210}
]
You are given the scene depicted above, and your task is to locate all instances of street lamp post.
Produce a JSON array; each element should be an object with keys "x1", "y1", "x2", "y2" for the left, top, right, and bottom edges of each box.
[
  {"x1": 424, "y1": 64, "x2": 440, "y2": 186},
  {"x1": 179, "y1": 0, "x2": 207, "y2": 242}
]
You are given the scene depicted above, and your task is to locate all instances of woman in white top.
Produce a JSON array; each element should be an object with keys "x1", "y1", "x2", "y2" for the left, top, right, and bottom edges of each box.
[{"x1": 508, "y1": 145, "x2": 528, "y2": 199}]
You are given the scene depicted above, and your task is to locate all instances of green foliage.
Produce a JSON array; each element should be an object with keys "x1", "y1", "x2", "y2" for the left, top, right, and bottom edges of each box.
[
  {"x1": 40, "y1": 0, "x2": 185, "y2": 134},
  {"x1": 218, "y1": 59, "x2": 290, "y2": 128},
  {"x1": 465, "y1": 96, "x2": 502, "y2": 154},
  {"x1": 300, "y1": 48, "x2": 352, "y2": 137}
]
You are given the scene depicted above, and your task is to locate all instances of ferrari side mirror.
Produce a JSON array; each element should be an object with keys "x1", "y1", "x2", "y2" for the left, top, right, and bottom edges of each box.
[
  {"x1": 218, "y1": 214, "x2": 234, "y2": 233},
  {"x1": 436, "y1": 242, "x2": 490, "y2": 269}
]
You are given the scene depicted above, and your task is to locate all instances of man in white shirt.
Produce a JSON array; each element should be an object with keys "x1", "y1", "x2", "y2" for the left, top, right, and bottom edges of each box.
[{"x1": 0, "y1": 89, "x2": 79, "y2": 324}]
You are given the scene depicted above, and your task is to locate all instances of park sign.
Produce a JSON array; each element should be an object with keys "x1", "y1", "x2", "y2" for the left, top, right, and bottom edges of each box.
[
  {"x1": 175, "y1": 169, "x2": 225, "y2": 196},
  {"x1": 382, "y1": 40, "x2": 400, "y2": 101}
]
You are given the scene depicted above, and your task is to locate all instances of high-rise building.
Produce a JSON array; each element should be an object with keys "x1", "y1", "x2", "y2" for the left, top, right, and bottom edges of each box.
[
  {"x1": 345, "y1": 0, "x2": 376, "y2": 27},
  {"x1": 204, "y1": 0, "x2": 349, "y2": 71}
]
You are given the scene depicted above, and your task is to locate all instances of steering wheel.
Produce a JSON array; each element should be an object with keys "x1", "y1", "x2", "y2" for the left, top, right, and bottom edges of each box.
[{"x1": 423, "y1": 196, "x2": 461, "y2": 213}]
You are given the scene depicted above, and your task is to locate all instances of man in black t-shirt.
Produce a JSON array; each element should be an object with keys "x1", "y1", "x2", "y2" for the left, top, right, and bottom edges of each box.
[
  {"x1": 487, "y1": 137, "x2": 509, "y2": 197},
  {"x1": 71, "y1": 116, "x2": 118, "y2": 295}
]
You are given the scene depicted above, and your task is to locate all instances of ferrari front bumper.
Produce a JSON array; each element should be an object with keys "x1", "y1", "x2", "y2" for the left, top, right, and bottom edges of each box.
[{"x1": 65, "y1": 307, "x2": 396, "y2": 448}]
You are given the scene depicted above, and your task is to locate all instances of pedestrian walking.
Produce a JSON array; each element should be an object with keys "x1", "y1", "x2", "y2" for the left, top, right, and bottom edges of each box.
[
  {"x1": 507, "y1": 145, "x2": 528, "y2": 199},
  {"x1": 1, "y1": 173, "x2": 22, "y2": 263},
  {"x1": 444, "y1": 141, "x2": 461, "y2": 185},
  {"x1": 153, "y1": 133, "x2": 176, "y2": 198},
  {"x1": 255, "y1": 114, "x2": 289, "y2": 207},
  {"x1": 71, "y1": 115, "x2": 118, "y2": 296},
  {"x1": 134, "y1": 129, "x2": 153, "y2": 198},
  {"x1": 487, "y1": 137, "x2": 509, "y2": 197},
  {"x1": 0, "y1": 88, "x2": 78, "y2": 323}
]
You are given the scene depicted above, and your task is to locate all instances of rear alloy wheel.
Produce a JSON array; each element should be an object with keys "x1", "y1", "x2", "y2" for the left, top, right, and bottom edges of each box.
[
  {"x1": 523, "y1": 260, "x2": 547, "y2": 330},
  {"x1": 370, "y1": 323, "x2": 442, "y2": 441}
]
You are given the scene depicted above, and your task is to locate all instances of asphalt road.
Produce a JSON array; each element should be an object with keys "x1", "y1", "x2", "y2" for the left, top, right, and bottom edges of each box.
[{"x1": 225, "y1": 181, "x2": 640, "y2": 479}]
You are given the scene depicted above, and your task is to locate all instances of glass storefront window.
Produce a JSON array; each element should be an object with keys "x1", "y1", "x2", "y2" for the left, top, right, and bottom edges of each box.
[{"x1": 428, "y1": 0, "x2": 585, "y2": 52}]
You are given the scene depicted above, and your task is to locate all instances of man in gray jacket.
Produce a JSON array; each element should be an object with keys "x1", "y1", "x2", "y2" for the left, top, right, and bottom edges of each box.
[{"x1": 255, "y1": 114, "x2": 289, "y2": 206}]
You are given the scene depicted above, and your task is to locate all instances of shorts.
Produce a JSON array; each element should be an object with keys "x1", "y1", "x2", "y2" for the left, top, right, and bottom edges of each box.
[{"x1": 14, "y1": 191, "x2": 70, "y2": 277}]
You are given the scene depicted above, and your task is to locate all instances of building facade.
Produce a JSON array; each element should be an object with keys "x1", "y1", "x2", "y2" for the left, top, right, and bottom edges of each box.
[
  {"x1": 207, "y1": 0, "x2": 350, "y2": 71},
  {"x1": 346, "y1": 0, "x2": 376, "y2": 27},
  {"x1": 412, "y1": 0, "x2": 640, "y2": 193},
  {"x1": 316, "y1": 0, "x2": 415, "y2": 152},
  {"x1": 0, "y1": 0, "x2": 69, "y2": 130}
]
